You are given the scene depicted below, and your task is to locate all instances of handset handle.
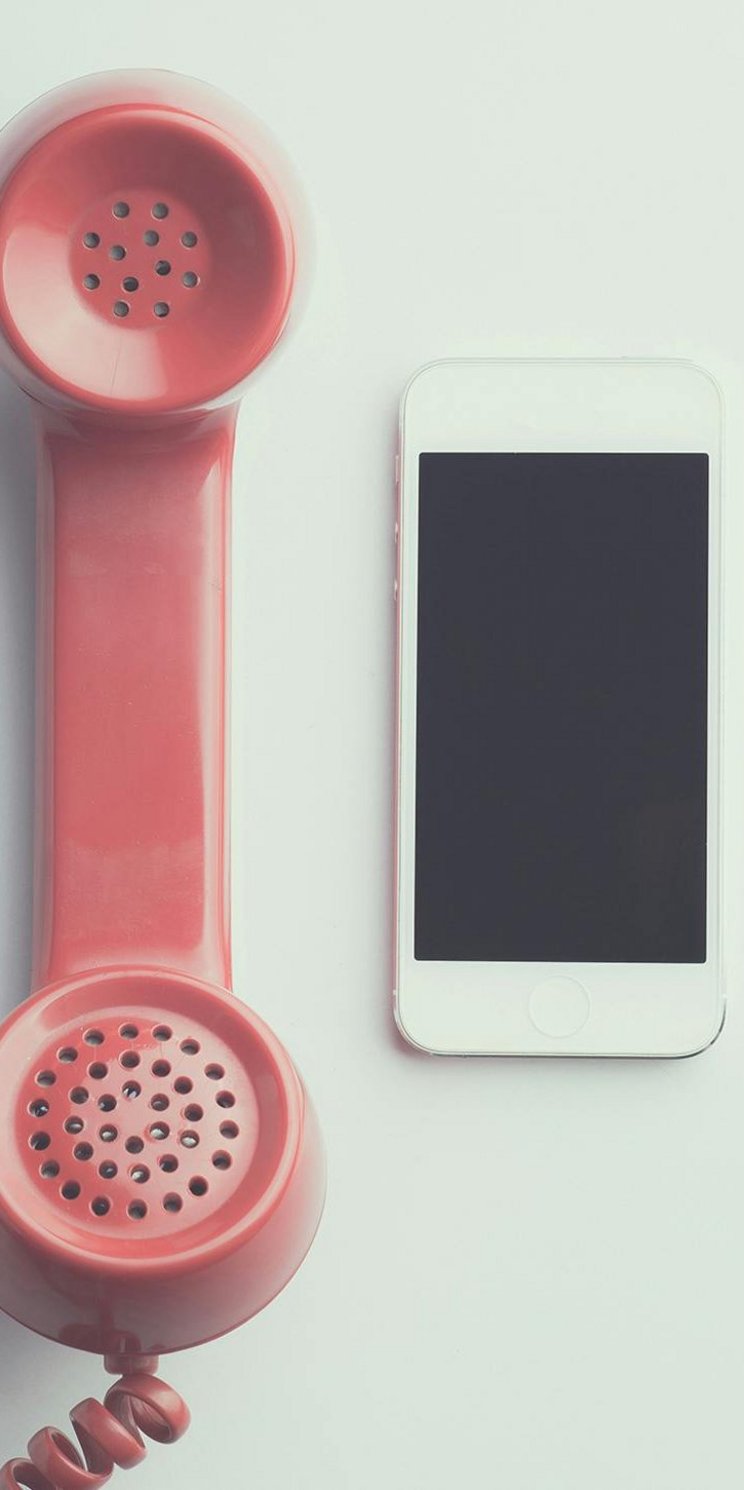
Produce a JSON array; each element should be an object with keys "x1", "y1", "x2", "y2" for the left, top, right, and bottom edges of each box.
[{"x1": 32, "y1": 406, "x2": 235, "y2": 993}]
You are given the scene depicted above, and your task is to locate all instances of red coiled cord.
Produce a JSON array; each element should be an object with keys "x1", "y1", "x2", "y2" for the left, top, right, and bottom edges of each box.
[{"x1": 0, "y1": 1365, "x2": 190, "y2": 1490}]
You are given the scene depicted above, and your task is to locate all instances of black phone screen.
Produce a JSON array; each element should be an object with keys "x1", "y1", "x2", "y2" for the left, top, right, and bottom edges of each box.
[{"x1": 414, "y1": 453, "x2": 709, "y2": 964}]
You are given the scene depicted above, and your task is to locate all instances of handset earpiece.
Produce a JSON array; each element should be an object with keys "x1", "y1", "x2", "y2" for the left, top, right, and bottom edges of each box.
[{"x1": 0, "y1": 70, "x2": 323, "y2": 1488}]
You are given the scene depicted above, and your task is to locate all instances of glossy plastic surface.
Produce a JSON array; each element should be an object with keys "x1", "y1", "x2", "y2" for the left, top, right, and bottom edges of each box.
[
  {"x1": 33, "y1": 408, "x2": 234, "y2": 991},
  {"x1": 1, "y1": 1364, "x2": 190, "y2": 1490},
  {"x1": 0, "y1": 70, "x2": 308, "y2": 416},
  {"x1": 0, "y1": 968, "x2": 323, "y2": 1355},
  {"x1": 0, "y1": 72, "x2": 324, "y2": 1357}
]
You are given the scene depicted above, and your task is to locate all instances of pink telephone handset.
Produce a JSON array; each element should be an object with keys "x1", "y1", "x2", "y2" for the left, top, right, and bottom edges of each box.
[{"x1": 0, "y1": 71, "x2": 324, "y2": 1486}]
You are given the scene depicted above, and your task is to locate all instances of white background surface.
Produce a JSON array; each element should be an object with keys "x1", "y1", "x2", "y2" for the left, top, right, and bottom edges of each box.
[{"x1": 0, "y1": 3, "x2": 743, "y2": 1486}]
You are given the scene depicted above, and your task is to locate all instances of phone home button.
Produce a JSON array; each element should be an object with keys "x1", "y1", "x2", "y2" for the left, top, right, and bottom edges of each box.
[{"x1": 528, "y1": 976, "x2": 591, "y2": 1038}]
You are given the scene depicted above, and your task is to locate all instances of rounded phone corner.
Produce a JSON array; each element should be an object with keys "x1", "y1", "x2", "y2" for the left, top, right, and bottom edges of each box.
[
  {"x1": 675, "y1": 994, "x2": 726, "y2": 1060},
  {"x1": 670, "y1": 356, "x2": 725, "y2": 410},
  {"x1": 399, "y1": 358, "x2": 459, "y2": 425},
  {"x1": 393, "y1": 989, "x2": 439, "y2": 1056}
]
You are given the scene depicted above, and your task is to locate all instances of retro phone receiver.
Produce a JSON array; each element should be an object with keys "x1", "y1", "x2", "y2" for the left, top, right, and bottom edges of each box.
[{"x1": 0, "y1": 71, "x2": 324, "y2": 1486}]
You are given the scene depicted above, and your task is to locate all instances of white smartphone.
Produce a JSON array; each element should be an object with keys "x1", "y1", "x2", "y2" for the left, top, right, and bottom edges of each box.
[{"x1": 394, "y1": 359, "x2": 723, "y2": 1057}]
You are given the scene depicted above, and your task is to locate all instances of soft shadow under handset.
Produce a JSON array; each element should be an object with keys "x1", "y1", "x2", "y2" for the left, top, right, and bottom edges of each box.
[{"x1": 0, "y1": 70, "x2": 324, "y2": 1488}]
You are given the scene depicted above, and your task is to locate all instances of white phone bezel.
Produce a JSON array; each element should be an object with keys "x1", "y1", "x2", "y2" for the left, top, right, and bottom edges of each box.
[{"x1": 394, "y1": 358, "x2": 723, "y2": 1057}]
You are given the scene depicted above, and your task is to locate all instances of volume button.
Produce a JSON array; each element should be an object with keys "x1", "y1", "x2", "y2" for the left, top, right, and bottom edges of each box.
[
  {"x1": 394, "y1": 451, "x2": 400, "y2": 547},
  {"x1": 394, "y1": 450, "x2": 400, "y2": 596}
]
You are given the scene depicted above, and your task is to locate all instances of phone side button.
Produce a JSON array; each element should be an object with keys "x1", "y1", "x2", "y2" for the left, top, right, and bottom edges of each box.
[{"x1": 528, "y1": 977, "x2": 590, "y2": 1038}]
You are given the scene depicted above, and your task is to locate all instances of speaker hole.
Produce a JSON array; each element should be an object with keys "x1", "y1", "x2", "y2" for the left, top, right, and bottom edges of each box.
[
  {"x1": 181, "y1": 1039, "x2": 200, "y2": 1056},
  {"x1": 29, "y1": 1099, "x2": 49, "y2": 1118},
  {"x1": 83, "y1": 232, "x2": 100, "y2": 248},
  {"x1": 174, "y1": 1077, "x2": 192, "y2": 1095},
  {"x1": 212, "y1": 1151, "x2": 232, "y2": 1170},
  {"x1": 152, "y1": 203, "x2": 169, "y2": 219},
  {"x1": 220, "y1": 1121, "x2": 239, "y2": 1140},
  {"x1": 159, "y1": 1154, "x2": 178, "y2": 1173},
  {"x1": 74, "y1": 1142, "x2": 93, "y2": 1162},
  {"x1": 121, "y1": 1051, "x2": 140, "y2": 1069},
  {"x1": 216, "y1": 1091, "x2": 235, "y2": 1108},
  {"x1": 83, "y1": 274, "x2": 100, "y2": 291},
  {"x1": 155, "y1": 260, "x2": 171, "y2": 277},
  {"x1": 58, "y1": 1047, "x2": 77, "y2": 1063},
  {"x1": 153, "y1": 302, "x2": 170, "y2": 318},
  {"x1": 64, "y1": 1117, "x2": 84, "y2": 1135},
  {"x1": 122, "y1": 1081, "x2": 141, "y2": 1100},
  {"x1": 125, "y1": 1136, "x2": 144, "y2": 1154},
  {"x1": 130, "y1": 1165, "x2": 150, "y2": 1184},
  {"x1": 99, "y1": 1160, "x2": 117, "y2": 1179},
  {"x1": 61, "y1": 1181, "x2": 81, "y2": 1201},
  {"x1": 88, "y1": 1062, "x2": 107, "y2": 1080},
  {"x1": 110, "y1": 245, "x2": 126, "y2": 260},
  {"x1": 184, "y1": 1104, "x2": 203, "y2": 1123},
  {"x1": 163, "y1": 1194, "x2": 182, "y2": 1212},
  {"x1": 70, "y1": 1087, "x2": 89, "y2": 1105},
  {"x1": 40, "y1": 1160, "x2": 60, "y2": 1179},
  {"x1": 99, "y1": 1125, "x2": 117, "y2": 1143},
  {"x1": 84, "y1": 1030, "x2": 104, "y2": 1046},
  {"x1": 113, "y1": 201, "x2": 130, "y2": 218},
  {"x1": 153, "y1": 1026, "x2": 172, "y2": 1042},
  {"x1": 122, "y1": 277, "x2": 139, "y2": 293},
  {"x1": 151, "y1": 1094, "x2": 169, "y2": 1112},
  {"x1": 30, "y1": 1132, "x2": 50, "y2": 1150},
  {"x1": 181, "y1": 231, "x2": 197, "y2": 247},
  {"x1": 36, "y1": 1071, "x2": 56, "y2": 1086},
  {"x1": 91, "y1": 1196, "x2": 110, "y2": 1216},
  {"x1": 128, "y1": 1201, "x2": 147, "y2": 1220},
  {"x1": 144, "y1": 229, "x2": 159, "y2": 246},
  {"x1": 152, "y1": 1059, "x2": 171, "y2": 1078},
  {"x1": 189, "y1": 1177, "x2": 208, "y2": 1197},
  {"x1": 182, "y1": 271, "x2": 199, "y2": 288},
  {"x1": 98, "y1": 1094, "x2": 116, "y2": 1112},
  {"x1": 205, "y1": 1064, "x2": 224, "y2": 1081},
  {"x1": 149, "y1": 1123, "x2": 169, "y2": 1141},
  {"x1": 120, "y1": 1025, "x2": 139, "y2": 1039},
  {"x1": 180, "y1": 1131, "x2": 199, "y2": 1149},
  {"x1": 113, "y1": 301, "x2": 129, "y2": 317}
]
